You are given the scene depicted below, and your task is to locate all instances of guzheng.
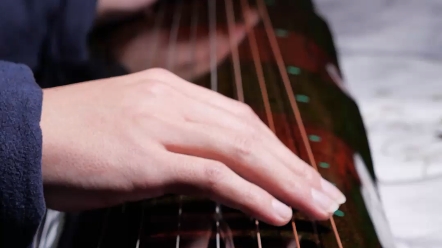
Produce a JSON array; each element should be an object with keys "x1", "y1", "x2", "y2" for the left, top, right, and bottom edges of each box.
[{"x1": 41, "y1": 0, "x2": 393, "y2": 247}]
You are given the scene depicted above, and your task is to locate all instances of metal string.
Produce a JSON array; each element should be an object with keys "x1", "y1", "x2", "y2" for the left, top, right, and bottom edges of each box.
[
  {"x1": 146, "y1": 3, "x2": 167, "y2": 67},
  {"x1": 209, "y1": 0, "x2": 218, "y2": 92},
  {"x1": 223, "y1": 0, "x2": 263, "y2": 246},
  {"x1": 224, "y1": 0, "x2": 244, "y2": 103},
  {"x1": 189, "y1": 0, "x2": 200, "y2": 81},
  {"x1": 238, "y1": 0, "x2": 300, "y2": 246},
  {"x1": 97, "y1": 6, "x2": 168, "y2": 244},
  {"x1": 167, "y1": 0, "x2": 183, "y2": 70},
  {"x1": 254, "y1": 0, "x2": 344, "y2": 247},
  {"x1": 208, "y1": 1, "x2": 222, "y2": 247},
  {"x1": 134, "y1": 3, "x2": 168, "y2": 248},
  {"x1": 238, "y1": 0, "x2": 274, "y2": 132},
  {"x1": 175, "y1": 0, "x2": 201, "y2": 245},
  {"x1": 165, "y1": 2, "x2": 185, "y2": 247}
]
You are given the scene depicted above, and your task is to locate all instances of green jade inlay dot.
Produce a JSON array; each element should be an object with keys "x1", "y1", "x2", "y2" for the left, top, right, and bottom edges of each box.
[
  {"x1": 275, "y1": 29, "x2": 289, "y2": 37},
  {"x1": 309, "y1": 135, "x2": 321, "y2": 142},
  {"x1": 287, "y1": 66, "x2": 301, "y2": 75},
  {"x1": 334, "y1": 210, "x2": 345, "y2": 217},
  {"x1": 295, "y1": 94, "x2": 309, "y2": 103},
  {"x1": 319, "y1": 162, "x2": 330, "y2": 168}
]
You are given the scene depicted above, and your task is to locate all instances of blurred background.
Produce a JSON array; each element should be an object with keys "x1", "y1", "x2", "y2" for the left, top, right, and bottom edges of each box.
[{"x1": 314, "y1": 0, "x2": 442, "y2": 247}]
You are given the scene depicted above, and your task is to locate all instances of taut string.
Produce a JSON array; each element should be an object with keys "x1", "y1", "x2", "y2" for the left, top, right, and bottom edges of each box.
[
  {"x1": 238, "y1": 0, "x2": 300, "y2": 246},
  {"x1": 167, "y1": 0, "x2": 183, "y2": 70},
  {"x1": 174, "y1": 0, "x2": 201, "y2": 246},
  {"x1": 165, "y1": 2, "x2": 185, "y2": 248},
  {"x1": 224, "y1": 0, "x2": 244, "y2": 103},
  {"x1": 208, "y1": 1, "x2": 222, "y2": 248},
  {"x1": 146, "y1": 2, "x2": 167, "y2": 67},
  {"x1": 254, "y1": 0, "x2": 344, "y2": 247},
  {"x1": 134, "y1": 3, "x2": 168, "y2": 248},
  {"x1": 223, "y1": 0, "x2": 263, "y2": 246}
]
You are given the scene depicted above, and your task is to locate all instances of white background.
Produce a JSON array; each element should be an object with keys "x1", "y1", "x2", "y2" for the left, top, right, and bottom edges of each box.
[{"x1": 314, "y1": 1, "x2": 442, "y2": 247}]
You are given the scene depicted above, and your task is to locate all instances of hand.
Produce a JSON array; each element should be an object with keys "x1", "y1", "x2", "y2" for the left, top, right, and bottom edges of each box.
[
  {"x1": 40, "y1": 69, "x2": 346, "y2": 226},
  {"x1": 96, "y1": 0, "x2": 157, "y2": 19},
  {"x1": 110, "y1": 8, "x2": 260, "y2": 81}
]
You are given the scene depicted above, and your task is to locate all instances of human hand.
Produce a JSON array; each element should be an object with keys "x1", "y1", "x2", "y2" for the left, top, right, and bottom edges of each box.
[
  {"x1": 96, "y1": 0, "x2": 157, "y2": 19},
  {"x1": 40, "y1": 69, "x2": 345, "y2": 226},
  {"x1": 110, "y1": 7, "x2": 260, "y2": 81}
]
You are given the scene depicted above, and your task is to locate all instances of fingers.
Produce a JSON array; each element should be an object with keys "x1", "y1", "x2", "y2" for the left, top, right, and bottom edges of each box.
[
  {"x1": 132, "y1": 74, "x2": 345, "y2": 211},
  {"x1": 163, "y1": 152, "x2": 293, "y2": 226},
  {"x1": 136, "y1": 74, "x2": 345, "y2": 204},
  {"x1": 149, "y1": 118, "x2": 338, "y2": 220}
]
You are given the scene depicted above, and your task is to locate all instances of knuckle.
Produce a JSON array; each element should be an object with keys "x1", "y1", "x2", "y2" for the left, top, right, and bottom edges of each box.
[
  {"x1": 241, "y1": 184, "x2": 260, "y2": 207},
  {"x1": 232, "y1": 134, "x2": 255, "y2": 159},
  {"x1": 121, "y1": 81, "x2": 171, "y2": 119},
  {"x1": 299, "y1": 164, "x2": 320, "y2": 182},
  {"x1": 145, "y1": 67, "x2": 172, "y2": 77},
  {"x1": 203, "y1": 162, "x2": 226, "y2": 192},
  {"x1": 140, "y1": 80, "x2": 171, "y2": 97},
  {"x1": 237, "y1": 103, "x2": 255, "y2": 117},
  {"x1": 298, "y1": 164, "x2": 310, "y2": 178},
  {"x1": 308, "y1": 169, "x2": 321, "y2": 182},
  {"x1": 291, "y1": 178, "x2": 305, "y2": 195}
]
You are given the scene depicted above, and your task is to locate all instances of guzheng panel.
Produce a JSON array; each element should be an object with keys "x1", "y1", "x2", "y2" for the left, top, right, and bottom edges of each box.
[{"x1": 52, "y1": 0, "x2": 386, "y2": 247}]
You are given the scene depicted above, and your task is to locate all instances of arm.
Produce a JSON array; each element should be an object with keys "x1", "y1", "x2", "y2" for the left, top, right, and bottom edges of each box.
[{"x1": 0, "y1": 61, "x2": 45, "y2": 247}]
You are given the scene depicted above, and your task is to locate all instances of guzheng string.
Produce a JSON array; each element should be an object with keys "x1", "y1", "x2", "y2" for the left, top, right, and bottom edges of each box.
[
  {"x1": 236, "y1": 0, "x2": 301, "y2": 247},
  {"x1": 240, "y1": 13, "x2": 295, "y2": 241},
  {"x1": 167, "y1": 0, "x2": 183, "y2": 70},
  {"x1": 96, "y1": 1, "x2": 347, "y2": 247},
  {"x1": 134, "y1": 3, "x2": 169, "y2": 248},
  {"x1": 254, "y1": 0, "x2": 344, "y2": 247},
  {"x1": 223, "y1": 0, "x2": 263, "y2": 247},
  {"x1": 167, "y1": 2, "x2": 185, "y2": 248},
  {"x1": 209, "y1": 0, "x2": 218, "y2": 93},
  {"x1": 147, "y1": 2, "x2": 167, "y2": 67},
  {"x1": 207, "y1": 2, "x2": 225, "y2": 247},
  {"x1": 224, "y1": 0, "x2": 244, "y2": 103},
  {"x1": 189, "y1": 0, "x2": 199, "y2": 81}
]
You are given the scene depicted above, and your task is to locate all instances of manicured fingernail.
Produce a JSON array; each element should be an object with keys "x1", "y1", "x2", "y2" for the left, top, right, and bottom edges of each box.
[
  {"x1": 312, "y1": 188, "x2": 340, "y2": 214},
  {"x1": 321, "y1": 178, "x2": 346, "y2": 204},
  {"x1": 272, "y1": 199, "x2": 293, "y2": 221}
]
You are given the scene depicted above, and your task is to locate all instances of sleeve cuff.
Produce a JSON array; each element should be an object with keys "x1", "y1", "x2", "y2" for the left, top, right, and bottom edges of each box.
[{"x1": 0, "y1": 60, "x2": 46, "y2": 247}]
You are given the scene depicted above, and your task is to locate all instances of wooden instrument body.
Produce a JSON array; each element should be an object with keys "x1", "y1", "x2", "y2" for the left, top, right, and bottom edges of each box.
[{"x1": 52, "y1": 0, "x2": 385, "y2": 247}]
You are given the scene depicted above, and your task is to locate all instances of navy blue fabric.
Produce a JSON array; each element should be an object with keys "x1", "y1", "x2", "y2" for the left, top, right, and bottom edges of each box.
[
  {"x1": 0, "y1": 0, "x2": 97, "y2": 71},
  {"x1": 0, "y1": 61, "x2": 45, "y2": 247},
  {"x1": 0, "y1": 0, "x2": 98, "y2": 247}
]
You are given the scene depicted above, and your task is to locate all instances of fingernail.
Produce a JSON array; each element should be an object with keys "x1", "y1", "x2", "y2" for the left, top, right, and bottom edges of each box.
[
  {"x1": 321, "y1": 178, "x2": 346, "y2": 204},
  {"x1": 312, "y1": 188, "x2": 340, "y2": 214},
  {"x1": 272, "y1": 199, "x2": 293, "y2": 221}
]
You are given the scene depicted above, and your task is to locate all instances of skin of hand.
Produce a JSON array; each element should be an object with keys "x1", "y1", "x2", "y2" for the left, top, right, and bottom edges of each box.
[
  {"x1": 96, "y1": 0, "x2": 158, "y2": 19},
  {"x1": 40, "y1": 68, "x2": 346, "y2": 227},
  {"x1": 108, "y1": 6, "x2": 260, "y2": 81}
]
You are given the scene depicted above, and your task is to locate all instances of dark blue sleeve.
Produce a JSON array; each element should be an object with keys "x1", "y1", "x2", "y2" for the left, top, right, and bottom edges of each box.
[
  {"x1": 46, "y1": 0, "x2": 98, "y2": 65},
  {"x1": 0, "y1": 0, "x2": 98, "y2": 74},
  {"x1": 0, "y1": 61, "x2": 45, "y2": 247}
]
